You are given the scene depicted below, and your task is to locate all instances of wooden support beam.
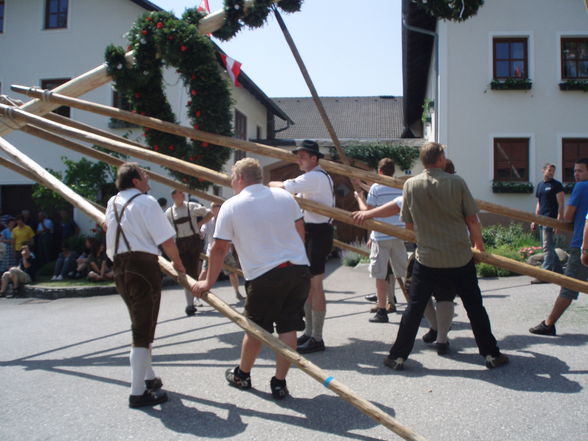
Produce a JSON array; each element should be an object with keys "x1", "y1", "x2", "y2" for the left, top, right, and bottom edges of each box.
[
  {"x1": 9, "y1": 87, "x2": 572, "y2": 233},
  {"x1": 0, "y1": 134, "x2": 428, "y2": 441}
]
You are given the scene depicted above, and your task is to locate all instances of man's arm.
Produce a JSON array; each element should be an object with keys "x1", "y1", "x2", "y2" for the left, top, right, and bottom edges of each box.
[
  {"x1": 198, "y1": 211, "x2": 214, "y2": 229},
  {"x1": 353, "y1": 191, "x2": 374, "y2": 211},
  {"x1": 191, "y1": 238, "x2": 231, "y2": 297},
  {"x1": 563, "y1": 204, "x2": 576, "y2": 223},
  {"x1": 295, "y1": 218, "x2": 305, "y2": 242},
  {"x1": 531, "y1": 201, "x2": 540, "y2": 231},
  {"x1": 556, "y1": 191, "x2": 565, "y2": 220},
  {"x1": 465, "y1": 214, "x2": 485, "y2": 252},
  {"x1": 352, "y1": 200, "x2": 400, "y2": 224},
  {"x1": 581, "y1": 219, "x2": 588, "y2": 266},
  {"x1": 160, "y1": 237, "x2": 186, "y2": 273},
  {"x1": 268, "y1": 181, "x2": 285, "y2": 189}
]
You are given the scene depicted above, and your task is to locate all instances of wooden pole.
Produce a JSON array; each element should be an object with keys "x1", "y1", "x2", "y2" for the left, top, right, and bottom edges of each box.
[
  {"x1": 272, "y1": 7, "x2": 351, "y2": 167},
  {"x1": 0, "y1": 135, "x2": 428, "y2": 441},
  {"x1": 2, "y1": 106, "x2": 587, "y2": 293},
  {"x1": 0, "y1": 0, "x2": 279, "y2": 137},
  {"x1": 9, "y1": 86, "x2": 571, "y2": 233}
]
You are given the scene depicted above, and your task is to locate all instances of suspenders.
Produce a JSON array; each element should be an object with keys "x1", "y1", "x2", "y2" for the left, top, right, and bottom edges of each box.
[
  {"x1": 114, "y1": 193, "x2": 142, "y2": 255},
  {"x1": 170, "y1": 203, "x2": 197, "y2": 237},
  {"x1": 313, "y1": 168, "x2": 335, "y2": 223}
]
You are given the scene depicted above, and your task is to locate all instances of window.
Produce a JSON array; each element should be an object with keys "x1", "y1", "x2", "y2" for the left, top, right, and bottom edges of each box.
[
  {"x1": 494, "y1": 138, "x2": 529, "y2": 181},
  {"x1": 562, "y1": 138, "x2": 588, "y2": 182},
  {"x1": 45, "y1": 0, "x2": 68, "y2": 30},
  {"x1": 0, "y1": 1, "x2": 5, "y2": 33},
  {"x1": 41, "y1": 78, "x2": 70, "y2": 117},
  {"x1": 493, "y1": 38, "x2": 528, "y2": 79},
  {"x1": 561, "y1": 38, "x2": 588, "y2": 79},
  {"x1": 233, "y1": 110, "x2": 247, "y2": 162}
]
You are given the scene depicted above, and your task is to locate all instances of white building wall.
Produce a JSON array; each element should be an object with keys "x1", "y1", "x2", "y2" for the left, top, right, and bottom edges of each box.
[
  {"x1": 436, "y1": 0, "x2": 588, "y2": 213},
  {"x1": 0, "y1": 0, "x2": 275, "y2": 227}
]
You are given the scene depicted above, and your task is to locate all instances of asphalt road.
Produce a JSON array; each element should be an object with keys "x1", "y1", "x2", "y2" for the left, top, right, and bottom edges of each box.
[{"x1": 1, "y1": 260, "x2": 587, "y2": 441}]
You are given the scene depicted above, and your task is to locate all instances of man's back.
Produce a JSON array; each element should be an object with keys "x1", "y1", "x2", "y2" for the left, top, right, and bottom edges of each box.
[{"x1": 402, "y1": 168, "x2": 478, "y2": 268}]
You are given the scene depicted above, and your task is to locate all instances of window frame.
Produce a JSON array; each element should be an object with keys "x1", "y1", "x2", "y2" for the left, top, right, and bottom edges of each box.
[
  {"x1": 0, "y1": 0, "x2": 5, "y2": 34},
  {"x1": 493, "y1": 137, "x2": 530, "y2": 182},
  {"x1": 561, "y1": 138, "x2": 588, "y2": 183},
  {"x1": 233, "y1": 109, "x2": 247, "y2": 162},
  {"x1": 492, "y1": 37, "x2": 529, "y2": 80},
  {"x1": 44, "y1": 0, "x2": 68, "y2": 30},
  {"x1": 561, "y1": 37, "x2": 588, "y2": 80}
]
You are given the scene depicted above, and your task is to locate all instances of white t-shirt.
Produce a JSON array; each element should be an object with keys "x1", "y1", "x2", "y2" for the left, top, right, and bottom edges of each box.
[
  {"x1": 165, "y1": 201, "x2": 209, "y2": 238},
  {"x1": 201, "y1": 217, "x2": 216, "y2": 254},
  {"x1": 283, "y1": 166, "x2": 334, "y2": 224},
  {"x1": 213, "y1": 184, "x2": 309, "y2": 280},
  {"x1": 105, "y1": 188, "x2": 176, "y2": 260},
  {"x1": 367, "y1": 184, "x2": 404, "y2": 241}
]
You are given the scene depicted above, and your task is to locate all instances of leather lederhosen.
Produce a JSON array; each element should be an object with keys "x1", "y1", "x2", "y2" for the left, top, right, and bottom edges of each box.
[{"x1": 171, "y1": 205, "x2": 202, "y2": 279}]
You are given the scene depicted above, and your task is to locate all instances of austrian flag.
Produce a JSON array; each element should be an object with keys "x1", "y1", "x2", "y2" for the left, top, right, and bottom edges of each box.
[
  {"x1": 197, "y1": 0, "x2": 210, "y2": 14},
  {"x1": 219, "y1": 53, "x2": 242, "y2": 87}
]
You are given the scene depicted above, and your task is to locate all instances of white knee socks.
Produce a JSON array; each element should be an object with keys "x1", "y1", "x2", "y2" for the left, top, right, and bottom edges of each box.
[{"x1": 130, "y1": 347, "x2": 149, "y2": 396}]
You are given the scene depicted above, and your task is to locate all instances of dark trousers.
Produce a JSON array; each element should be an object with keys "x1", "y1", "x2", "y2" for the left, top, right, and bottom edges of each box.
[
  {"x1": 176, "y1": 234, "x2": 202, "y2": 279},
  {"x1": 113, "y1": 252, "x2": 161, "y2": 348},
  {"x1": 389, "y1": 259, "x2": 500, "y2": 360}
]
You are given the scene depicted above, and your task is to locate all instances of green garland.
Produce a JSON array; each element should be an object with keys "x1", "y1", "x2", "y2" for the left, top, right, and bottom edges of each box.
[
  {"x1": 330, "y1": 144, "x2": 420, "y2": 172},
  {"x1": 413, "y1": 0, "x2": 484, "y2": 22},
  {"x1": 105, "y1": 2, "x2": 304, "y2": 189},
  {"x1": 491, "y1": 181, "x2": 534, "y2": 194}
]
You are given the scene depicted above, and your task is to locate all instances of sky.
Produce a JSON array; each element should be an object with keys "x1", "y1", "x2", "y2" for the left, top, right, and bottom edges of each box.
[{"x1": 152, "y1": 0, "x2": 403, "y2": 98}]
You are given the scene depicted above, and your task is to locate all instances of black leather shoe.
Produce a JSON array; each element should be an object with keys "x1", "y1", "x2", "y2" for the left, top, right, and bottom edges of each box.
[
  {"x1": 185, "y1": 305, "x2": 197, "y2": 316},
  {"x1": 129, "y1": 389, "x2": 168, "y2": 408},
  {"x1": 296, "y1": 333, "x2": 311, "y2": 346},
  {"x1": 529, "y1": 321, "x2": 556, "y2": 336},
  {"x1": 369, "y1": 310, "x2": 389, "y2": 323},
  {"x1": 145, "y1": 377, "x2": 163, "y2": 391},
  {"x1": 364, "y1": 294, "x2": 377, "y2": 302},
  {"x1": 297, "y1": 337, "x2": 325, "y2": 354},
  {"x1": 436, "y1": 342, "x2": 449, "y2": 355},
  {"x1": 270, "y1": 376, "x2": 289, "y2": 400},
  {"x1": 422, "y1": 328, "x2": 438, "y2": 344}
]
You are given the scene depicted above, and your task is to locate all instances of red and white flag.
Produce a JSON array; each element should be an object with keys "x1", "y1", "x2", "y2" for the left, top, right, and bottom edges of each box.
[
  {"x1": 197, "y1": 0, "x2": 210, "y2": 14},
  {"x1": 219, "y1": 53, "x2": 242, "y2": 87}
]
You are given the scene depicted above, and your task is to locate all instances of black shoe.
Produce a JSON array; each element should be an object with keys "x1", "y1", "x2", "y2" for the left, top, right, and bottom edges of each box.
[
  {"x1": 236, "y1": 292, "x2": 245, "y2": 301},
  {"x1": 185, "y1": 305, "x2": 197, "y2": 316},
  {"x1": 225, "y1": 367, "x2": 252, "y2": 390},
  {"x1": 383, "y1": 356, "x2": 405, "y2": 370},
  {"x1": 436, "y1": 341, "x2": 450, "y2": 355},
  {"x1": 422, "y1": 328, "x2": 438, "y2": 344},
  {"x1": 145, "y1": 377, "x2": 163, "y2": 391},
  {"x1": 364, "y1": 294, "x2": 377, "y2": 302},
  {"x1": 296, "y1": 333, "x2": 311, "y2": 346},
  {"x1": 529, "y1": 321, "x2": 556, "y2": 336},
  {"x1": 270, "y1": 376, "x2": 289, "y2": 400},
  {"x1": 485, "y1": 353, "x2": 509, "y2": 369},
  {"x1": 129, "y1": 389, "x2": 168, "y2": 408},
  {"x1": 369, "y1": 310, "x2": 389, "y2": 323},
  {"x1": 297, "y1": 337, "x2": 325, "y2": 354}
]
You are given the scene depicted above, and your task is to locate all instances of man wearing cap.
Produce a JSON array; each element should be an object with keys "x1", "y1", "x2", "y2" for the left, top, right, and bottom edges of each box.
[
  {"x1": 165, "y1": 189, "x2": 213, "y2": 316},
  {"x1": 104, "y1": 162, "x2": 186, "y2": 408},
  {"x1": 269, "y1": 140, "x2": 335, "y2": 354},
  {"x1": 192, "y1": 158, "x2": 310, "y2": 399}
]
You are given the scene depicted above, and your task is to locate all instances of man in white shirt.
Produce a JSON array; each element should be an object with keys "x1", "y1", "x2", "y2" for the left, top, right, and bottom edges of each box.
[
  {"x1": 268, "y1": 140, "x2": 334, "y2": 354},
  {"x1": 165, "y1": 189, "x2": 212, "y2": 316},
  {"x1": 105, "y1": 162, "x2": 185, "y2": 408},
  {"x1": 192, "y1": 158, "x2": 310, "y2": 400}
]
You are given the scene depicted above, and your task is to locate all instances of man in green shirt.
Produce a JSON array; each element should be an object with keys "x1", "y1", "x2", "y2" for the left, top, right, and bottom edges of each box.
[{"x1": 355, "y1": 142, "x2": 508, "y2": 370}]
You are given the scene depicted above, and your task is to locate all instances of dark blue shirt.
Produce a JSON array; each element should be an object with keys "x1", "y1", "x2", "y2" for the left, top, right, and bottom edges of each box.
[
  {"x1": 568, "y1": 181, "x2": 588, "y2": 248},
  {"x1": 535, "y1": 179, "x2": 564, "y2": 218}
]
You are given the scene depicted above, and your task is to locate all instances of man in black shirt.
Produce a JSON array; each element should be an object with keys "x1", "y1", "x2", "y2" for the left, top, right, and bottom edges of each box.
[
  {"x1": 0, "y1": 242, "x2": 36, "y2": 297},
  {"x1": 531, "y1": 163, "x2": 564, "y2": 281}
]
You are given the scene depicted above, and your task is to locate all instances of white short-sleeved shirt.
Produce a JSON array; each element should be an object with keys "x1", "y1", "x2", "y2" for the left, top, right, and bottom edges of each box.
[
  {"x1": 283, "y1": 166, "x2": 334, "y2": 224},
  {"x1": 165, "y1": 201, "x2": 209, "y2": 238},
  {"x1": 105, "y1": 188, "x2": 176, "y2": 260},
  {"x1": 201, "y1": 217, "x2": 216, "y2": 254},
  {"x1": 213, "y1": 184, "x2": 309, "y2": 280},
  {"x1": 366, "y1": 184, "x2": 404, "y2": 241}
]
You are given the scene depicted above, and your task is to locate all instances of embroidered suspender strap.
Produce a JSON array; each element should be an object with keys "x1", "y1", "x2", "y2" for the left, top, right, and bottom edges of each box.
[
  {"x1": 316, "y1": 169, "x2": 335, "y2": 223},
  {"x1": 171, "y1": 203, "x2": 197, "y2": 236},
  {"x1": 114, "y1": 193, "x2": 142, "y2": 255}
]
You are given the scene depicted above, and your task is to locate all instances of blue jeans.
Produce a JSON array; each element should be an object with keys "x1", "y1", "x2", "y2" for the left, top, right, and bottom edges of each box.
[
  {"x1": 389, "y1": 259, "x2": 500, "y2": 360},
  {"x1": 541, "y1": 227, "x2": 562, "y2": 274}
]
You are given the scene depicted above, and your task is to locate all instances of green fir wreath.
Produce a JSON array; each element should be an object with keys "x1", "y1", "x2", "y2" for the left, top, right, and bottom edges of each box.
[
  {"x1": 105, "y1": 2, "x2": 304, "y2": 189},
  {"x1": 412, "y1": 0, "x2": 484, "y2": 22}
]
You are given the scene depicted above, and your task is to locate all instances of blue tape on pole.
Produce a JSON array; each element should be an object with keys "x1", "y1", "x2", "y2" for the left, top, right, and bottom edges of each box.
[{"x1": 323, "y1": 376, "x2": 334, "y2": 388}]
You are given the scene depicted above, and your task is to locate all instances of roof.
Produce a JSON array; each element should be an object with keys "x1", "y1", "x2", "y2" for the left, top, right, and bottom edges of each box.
[
  {"x1": 129, "y1": 1, "x2": 292, "y2": 123},
  {"x1": 270, "y1": 96, "x2": 404, "y2": 140}
]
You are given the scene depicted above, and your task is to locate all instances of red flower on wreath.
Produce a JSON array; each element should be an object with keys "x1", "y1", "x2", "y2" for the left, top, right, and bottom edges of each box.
[
  {"x1": 156, "y1": 22, "x2": 164, "y2": 29},
  {"x1": 168, "y1": 145, "x2": 174, "y2": 151},
  {"x1": 134, "y1": 92, "x2": 141, "y2": 99},
  {"x1": 187, "y1": 100, "x2": 192, "y2": 106},
  {"x1": 202, "y1": 142, "x2": 209, "y2": 148},
  {"x1": 191, "y1": 74, "x2": 197, "y2": 80},
  {"x1": 196, "y1": 110, "x2": 201, "y2": 117},
  {"x1": 154, "y1": 145, "x2": 159, "y2": 151},
  {"x1": 147, "y1": 16, "x2": 153, "y2": 21},
  {"x1": 191, "y1": 89, "x2": 197, "y2": 96},
  {"x1": 168, "y1": 35, "x2": 174, "y2": 40},
  {"x1": 198, "y1": 178, "x2": 205, "y2": 183},
  {"x1": 141, "y1": 29, "x2": 148, "y2": 35},
  {"x1": 180, "y1": 45, "x2": 188, "y2": 52},
  {"x1": 193, "y1": 124, "x2": 199, "y2": 130}
]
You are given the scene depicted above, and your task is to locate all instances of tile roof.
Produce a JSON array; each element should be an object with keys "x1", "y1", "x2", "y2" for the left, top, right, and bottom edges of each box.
[{"x1": 271, "y1": 96, "x2": 404, "y2": 140}]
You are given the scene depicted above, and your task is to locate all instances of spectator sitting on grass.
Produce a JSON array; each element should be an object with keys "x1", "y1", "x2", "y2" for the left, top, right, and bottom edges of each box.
[
  {"x1": 87, "y1": 241, "x2": 113, "y2": 282},
  {"x1": 51, "y1": 245, "x2": 77, "y2": 281},
  {"x1": 73, "y1": 237, "x2": 94, "y2": 279},
  {"x1": 0, "y1": 243, "x2": 36, "y2": 297}
]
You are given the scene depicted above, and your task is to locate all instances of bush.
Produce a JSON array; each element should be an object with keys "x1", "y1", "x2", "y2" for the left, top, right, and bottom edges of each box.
[
  {"x1": 477, "y1": 245, "x2": 525, "y2": 278},
  {"x1": 482, "y1": 223, "x2": 539, "y2": 249},
  {"x1": 340, "y1": 242, "x2": 370, "y2": 267}
]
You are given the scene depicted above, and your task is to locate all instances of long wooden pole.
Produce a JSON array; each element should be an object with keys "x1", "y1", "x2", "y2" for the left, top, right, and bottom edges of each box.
[
  {"x1": 0, "y1": 135, "x2": 428, "y2": 441},
  {"x1": 9, "y1": 86, "x2": 571, "y2": 233},
  {"x1": 6, "y1": 108, "x2": 588, "y2": 294}
]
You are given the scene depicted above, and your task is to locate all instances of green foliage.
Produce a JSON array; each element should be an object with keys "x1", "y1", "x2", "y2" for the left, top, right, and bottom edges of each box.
[
  {"x1": 490, "y1": 78, "x2": 532, "y2": 90},
  {"x1": 413, "y1": 0, "x2": 484, "y2": 22},
  {"x1": 491, "y1": 181, "x2": 534, "y2": 193},
  {"x1": 31, "y1": 169, "x2": 70, "y2": 213},
  {"x1": 330, "y1": 144, "x2": 420, "y2": 171},
  {"x1": 340, "y1": 242, "x2": 369, "y2": 267},
  {"x1": 559, "y1": 80, "x2": 588, "y2": 92},
  {"x1": 482, "y1": 223, "x2": 539, "y2": 250},
  {"x1": 477, "y1": 245, "x2": 523, "y2": 277}
]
